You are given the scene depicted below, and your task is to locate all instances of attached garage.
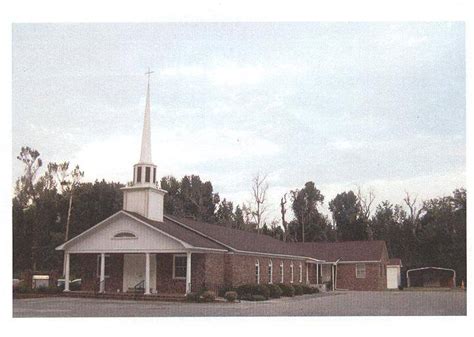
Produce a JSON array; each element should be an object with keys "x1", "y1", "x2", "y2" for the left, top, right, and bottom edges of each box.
[{"x1": 386, "y1": 258, "x2": 402, "y2": 289}]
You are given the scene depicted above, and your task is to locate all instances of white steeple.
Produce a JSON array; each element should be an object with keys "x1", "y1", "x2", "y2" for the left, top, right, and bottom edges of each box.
[
  {"x1": 121, "y1": 69, "x2": 167, "y2": 222},
  {"x1": 139, "y1": 69, "x2": 153, "y2": 164}
]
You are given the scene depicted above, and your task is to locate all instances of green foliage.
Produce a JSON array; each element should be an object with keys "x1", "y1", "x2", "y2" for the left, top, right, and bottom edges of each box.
[
  {"x1": 277, "y1": 283, "x2": 295, "y2": 297},
  {"x1": 267, "y1": 284, "x2": 283, "y2": 298},
  {"x1": 289, "y1": 182, "x2": 333, "y2": 242},
  {"x1": 224, "y1": 291, "x2": 238, "y2": 302},
  {"x1": 251, "y1": 295, "x2": 267, "y2": 301},
  {"x1": 236, "y1": 284, "x2": 270, "y2": 300},
  {"x1": 186, "y1": 292, "x2": 200, "y2": 302},
  {"x1": 329, "y1": 191, "x2": 369, "y2": 241},
  {"x1": 293, "y1": 284, "x2": 304, "y2": 295},
  {"x1": 301, "y1": 285, "x2": 318, "y2": 294},
  {"x1": 201, "y1": 290, "x2": 216, "y2": 302}
]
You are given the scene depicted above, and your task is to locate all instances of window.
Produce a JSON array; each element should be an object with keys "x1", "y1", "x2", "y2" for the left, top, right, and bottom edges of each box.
[
  {"x1": 136, "y1": 166, "x2": 142, "y2": 183},
  {"x1": 268, "y1": 260, "x2": 273, "y2": 284},
  {"x1": 280, "y1": 262, "x2": 284, "y2": 283},
  {"x1": 306, "y1": 264, "x2": 309, "y2": 284},
  {"x1": 145, "y1": 167, "x2": 151, "y2": 183},
  {"x1": 356, "y1": 263, "x2": 366, "y2": 279},
  {"x1": 173, "y1": 255, "x2": 187, "y2": 279},
  {"x1": 290, "y1": 263, "x2": 294, "y2": 283},
  {"x1": 299, "y1": 263, "x2": 303, "y2": 283},
  {"x1": 113, "y1": 232, "x2": 136, "y2": 239},
  {"x1": 153, "y1": 167, "x2": 156, "y2": 183},
  {"x1": 255, "y1": 260, "x2": 260, "y2": 284}
]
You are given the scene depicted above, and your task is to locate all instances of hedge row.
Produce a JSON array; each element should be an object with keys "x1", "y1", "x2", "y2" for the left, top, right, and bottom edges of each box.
[{"x1": 219, "y1": 283, "x2": 319, "y2": 302}]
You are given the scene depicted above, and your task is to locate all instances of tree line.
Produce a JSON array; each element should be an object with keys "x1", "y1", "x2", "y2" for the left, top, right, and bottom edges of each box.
[{"x1": 13, "y1": 147, "x2": 466, "y2": 285}]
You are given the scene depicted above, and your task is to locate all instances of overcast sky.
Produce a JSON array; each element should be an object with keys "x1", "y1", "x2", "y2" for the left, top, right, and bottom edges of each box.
[{"x1": 12, "y1": 22, "x2": 465, "y2": 220}]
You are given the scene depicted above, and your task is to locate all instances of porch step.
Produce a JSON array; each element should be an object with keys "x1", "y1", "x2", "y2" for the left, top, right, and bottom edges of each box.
[{"x1": 61, "y1": 291, "x2": 186, "y2": 302}]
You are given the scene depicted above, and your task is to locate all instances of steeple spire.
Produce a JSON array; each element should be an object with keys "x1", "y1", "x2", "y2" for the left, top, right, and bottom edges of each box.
[{"x1": 140, "y1": 68, "x2": 154, "y2": 163}]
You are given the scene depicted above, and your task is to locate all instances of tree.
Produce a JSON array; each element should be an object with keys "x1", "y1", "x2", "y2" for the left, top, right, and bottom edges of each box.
[
  {"x1": 48, "y1": 162, "x2": 84, "y2": 241},
  {"x1": 215, "y1": 198, "x2": 234, "y2": 226},
  {"x1": 280, "y1": 193, "x2": 289, "y2": 242},
  {"x1": 329, "y1": 191, "x2": 369, "y2": 241},
  {"x1": 233, "y1": 205, "x2": 245, "y2": 229},
  {"x1": 249, "y1": 173, "x2": 269, "y2": 233},
  {"x1": 289, "y1": 182, "x2": 327, "y2": 242},
  {"x1": 15, "y1": 146, "x2": 43, "y2": 207}
]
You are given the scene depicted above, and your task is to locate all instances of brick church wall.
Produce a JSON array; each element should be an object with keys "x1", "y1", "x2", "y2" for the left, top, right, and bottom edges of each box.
[{"x1": 336, "y1": 262, "x2": 387, "y2": 291}]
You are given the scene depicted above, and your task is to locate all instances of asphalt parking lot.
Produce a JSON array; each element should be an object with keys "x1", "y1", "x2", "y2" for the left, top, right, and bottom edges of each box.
[{"x1": 13, "y1": 290, "x2": 466, "y2": 317}]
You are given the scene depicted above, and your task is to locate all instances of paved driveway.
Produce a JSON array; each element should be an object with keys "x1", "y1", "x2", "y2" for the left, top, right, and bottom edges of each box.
[{"x1": 13, "y1": 290, "x2": 466, "y2": 317}]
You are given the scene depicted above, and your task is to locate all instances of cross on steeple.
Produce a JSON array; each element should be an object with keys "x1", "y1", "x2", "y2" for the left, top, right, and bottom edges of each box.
[{"x1": 145, "y1": 68, "x2": 154, "y2": 83}]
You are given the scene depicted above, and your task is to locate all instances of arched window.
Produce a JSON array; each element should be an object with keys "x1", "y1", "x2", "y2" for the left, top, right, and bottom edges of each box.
[
  {"x1": 255, "y1": 260, "x2": 260, "y2": 284},
  {"x1": 290, "y1": 262, "x2": 294, "y2": 283},
  {"x1": 268, "y1": 260, "x2": 273, "y2": 284},
  {"x1": 113, "y1": 232, "x2": 137, "y2": 239},
  {"x1": 280, "y1": 262, "x2": 284, "y2": 283}
]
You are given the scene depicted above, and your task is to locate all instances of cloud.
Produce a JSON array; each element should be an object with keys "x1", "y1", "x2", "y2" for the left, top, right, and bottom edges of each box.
[{"x1": 160, "y1": 62, "x2": 304, "y2": 87}]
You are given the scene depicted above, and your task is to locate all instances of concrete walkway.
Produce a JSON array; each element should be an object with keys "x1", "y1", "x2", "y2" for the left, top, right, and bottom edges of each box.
[{"x1": 13, "y1": 290, "x2": 466, "y2": 317}]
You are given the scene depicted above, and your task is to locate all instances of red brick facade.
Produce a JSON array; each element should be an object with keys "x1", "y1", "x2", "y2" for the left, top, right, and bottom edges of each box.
[
  {"x1": 336, "y1": 262, "x2": 387, "y2": 291},
  {"x1": 70, "y1": 249, "x2": 389, "y2": 294}
]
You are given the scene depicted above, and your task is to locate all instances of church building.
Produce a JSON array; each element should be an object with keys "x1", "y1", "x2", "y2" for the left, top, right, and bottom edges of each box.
[{"x1": 56, "y1": 73, "x2": 397, "y2": 296}]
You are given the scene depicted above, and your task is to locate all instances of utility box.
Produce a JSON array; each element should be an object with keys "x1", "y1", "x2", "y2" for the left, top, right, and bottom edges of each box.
[{"x1": 32, "y1": 275, "x2": 50, "y2": 289}]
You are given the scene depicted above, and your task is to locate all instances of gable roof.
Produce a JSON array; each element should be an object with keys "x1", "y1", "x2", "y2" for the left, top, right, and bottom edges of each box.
[
  {"x1": 292, "y1": 240, "x2": 388, "y2": 262},
  {"x1": 164, "y1": 215, "x2": 321, "y2": 260},
  {"x1": 56, "y1": 210, "x2": 227, "y2": 252}
]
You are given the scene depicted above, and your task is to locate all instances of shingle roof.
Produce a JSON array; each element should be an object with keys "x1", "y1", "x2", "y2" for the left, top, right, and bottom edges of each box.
[
  {"x1": 165, "y1": 215, "x2": 314, "y2": 259},
  {"x1": 123, "y1": 211, "x2": 228, "y2": 251},
  {"x1": 388, "y1": 258, "x2": 402, "y2": 266},
  {"x1": 124, "y1": 211, "x2": 388, "y2": 263},
  {"x1": 291, "y1": 241, "x2": 388, "y2": 262}
]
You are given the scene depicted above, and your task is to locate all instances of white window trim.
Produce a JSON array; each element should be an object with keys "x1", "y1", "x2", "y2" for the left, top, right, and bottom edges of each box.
[
  {"x1": 112, "y1": 231, "x2": 138, "y2": 240},
  {"x1": 356, "y1": 263, "x2": 366, "y2": 279},
  {"x1": 268, "y1": 260, "x2": 273, "y2": 284},
  {"x1": 280, "y1": 262, "x2": 284, "y2": 283},
  {"x1": 173, "y1": 254, "x2": 187, "y2": 280},
  {"x1": 290, "y1": 263, "x2": 294, "y2": 283},
  {"x1": 255, "y1": 259, "x2": 260, "y2": 284},
  {"x1": 299, "y1": 263, "x2": 303, "y2": 283}
]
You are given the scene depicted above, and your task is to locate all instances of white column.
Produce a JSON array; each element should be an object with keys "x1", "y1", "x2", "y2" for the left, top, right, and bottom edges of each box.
[
  {"x1": 186, "y1": 252, "x2": 192, "y2": 294},
  {"x1": 145, "y1": 253, "x2": 151, "y2": 295},
  {"x1": 316, "y1": 263, "x2": 319, "y2": 285},
  {"x1": 64, "y1": 253, "x2": 70, "y2": 292},
  {"x1": 100, "y1": 253, "x2": 105, "y2": 293}
]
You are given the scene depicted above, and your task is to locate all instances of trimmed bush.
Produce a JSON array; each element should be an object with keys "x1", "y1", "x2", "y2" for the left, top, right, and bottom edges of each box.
[
  {"x1": 236, "y1": 284, "x2": 270, "y2": 300},
  {"x1": 36, "y1": 285, "x2": 61, "y2": 294},
  {"x1": 398, "y1": 285, "x2": 404, "y2": 291},
  {"x1": 224, "y1": 291, "x2": 238, "y2": 302},
  {"x1": 239, "y1": 293, "x2": 254, "y2": 301},
  {"x1": 218, "y1": 286, "x2": 236, "y2": 298},
  {"x1": 186, "y1": 292, "x2": 200, "y2": 302},
  {"x1": 293, "y1": 284, "x2": 304, "y2": 295},
  {"x1": 267, "y1": 284, "x2": 283, "y2": 298},
  {"x1": 252, "y1": 295, "x2": 266, "y2": 301},
  {"x1": 201, "y1": 290, "x2": 216, "y2": 302},
  {"x1": 277, "y1": 283, "x2": 295, "y2": 297}
]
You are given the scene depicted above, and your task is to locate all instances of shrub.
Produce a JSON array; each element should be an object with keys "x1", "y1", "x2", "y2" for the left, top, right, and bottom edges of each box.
[
  {"x1": 277, "y1": 283, "x2": 295, "y2": 297},
  {"x1": 252, "y1": 295, "x2": 266, "y2": 301},
  {"x1": 224, "y1": 291, "x2": 238, "y2": 302},
  {"x1": 267, "y1": 284, "x2": 283, "y2": 298},
  {"x1": 15, "y1": 283, "x2": 31, "y2": 294},
  {"x1": 201, "y1": 290, "x2": 216, "y2": 302},
  {"x1": 186, "y1": 292, "x2": 200, "y2": 302},
  {"x1": 239, "y1": 293, "x2": 254, "y2": 301},
  {"x1": 293, "y1": 284, "x2": 304, "y2": 295},
  {"x1": 36, "y1": 285, "x2": 60, "y2": 294},
  {"x1": 236, "y1": 284, "x2": 270, "y2": 300},
  {"x1": 398, "y1": 285, "x2": 404, "y2": 291},
  {"x1": 218, "y1": 286, "x2": 236, "y2": 298}
]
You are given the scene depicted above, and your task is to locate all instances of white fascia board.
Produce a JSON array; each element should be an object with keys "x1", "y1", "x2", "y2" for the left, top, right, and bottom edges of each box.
[
  {"x1": 337, "y1": 260, "x2": 382, "y2": 264},
  {"x1": 57, "y1": 210, "x2": 203, "y2": 252},
  {"x1": 56, "y1": 211, "x2": 125, "y2": 250}
]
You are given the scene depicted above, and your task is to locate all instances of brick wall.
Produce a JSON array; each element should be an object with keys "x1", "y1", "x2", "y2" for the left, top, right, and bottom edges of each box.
[
  {"x1": 336, "y1": 262, "x2": 387, "y2": 290},
  {"x1": 221, "y1": 254, "x2": 309, "y2": 287}
]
